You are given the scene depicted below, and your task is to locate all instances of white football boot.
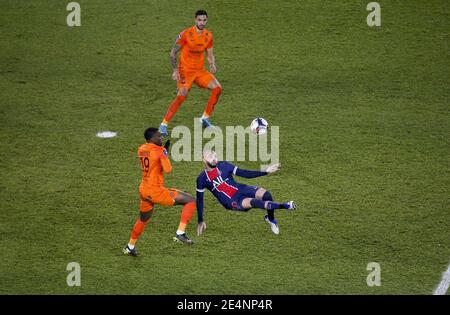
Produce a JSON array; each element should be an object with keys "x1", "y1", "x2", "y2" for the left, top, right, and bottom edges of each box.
[
  {"x1": 287, "y1": 201, "x2": 297, "y2": 210},
  {"x1": 264, "y1": 215, "x2": 280, "y2": 235}
]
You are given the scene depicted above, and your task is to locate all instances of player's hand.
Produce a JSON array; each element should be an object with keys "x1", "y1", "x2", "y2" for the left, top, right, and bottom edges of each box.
[
  {"x1": 172, "y1": 69, "x2": 180, "y2": 81},
  {"x1": 266, "y1": 163, "x2": 281, "y2": 174},
  {"x1": 164, "y1": 139, "x2": 171, "y2": 151},
  {"x1": 209, "y1": 63, "x2": 217, "y2": 74},
  {"x1": 197, "y1": 222, "x2": 207, "y2": 236}
]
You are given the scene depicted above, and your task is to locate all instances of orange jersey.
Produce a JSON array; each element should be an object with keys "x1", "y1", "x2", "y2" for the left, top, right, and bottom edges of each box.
[
  {"x1": 176, "y1": 26, "x2": 213, "y2": 71},
  {"x1": 138, "y1": 143, "x2": 172, "y2": 189}
]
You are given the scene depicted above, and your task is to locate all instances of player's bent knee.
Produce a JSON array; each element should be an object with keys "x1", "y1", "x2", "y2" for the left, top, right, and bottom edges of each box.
[
  {"x1": 255, "y1": 188, "x2": 267, "y2": 200},
  {"x1": 178, "y1": 88, "x2": 188, "y2": 96},
  {"x1": 185, "y1": 195, "x2": 195, "y2": 204},
  {"x1": 240, "y1": 198, "x2": 252, "y2": 209},
  {"x1": 140, "y1": 211, "x2": 152, "y2": 222},
  {"x1": 208, "y1": 79, "x2": 222, "y2": 90},
  {"x1": 262, "y1": 191, "x2": 273, "y2": 201},
  {"x1": 214, "y1": 86, "x2": 222, "y2": 95},
  {"x1": 175, "y1": 192, "x2": 194, "y2": 205}
]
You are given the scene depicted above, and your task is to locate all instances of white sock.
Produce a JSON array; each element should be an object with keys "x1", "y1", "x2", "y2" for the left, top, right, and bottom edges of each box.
[
  {"x1": 176, "y1": 230, "x2": 185, "y2": 235},
  {"x1": 201, "y1": 115, "x2": 209, "y2": 120},
  {"x1": 160, "y1": 122, "x2": 167, "y2": 126},
  {"x1": 127, "y1": 243, "x2": 135, "y2": 250}
]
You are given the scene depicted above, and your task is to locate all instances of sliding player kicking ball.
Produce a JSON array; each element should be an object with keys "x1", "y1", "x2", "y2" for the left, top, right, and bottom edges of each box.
[{"x1": 195, "y1": 150, "x2": 296, "y2": 236}]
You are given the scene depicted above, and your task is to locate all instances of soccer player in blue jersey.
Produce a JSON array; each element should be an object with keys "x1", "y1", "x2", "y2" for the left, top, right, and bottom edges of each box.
[{"x1": 195, "y1": 150, "x2": 296, "y2": 236}]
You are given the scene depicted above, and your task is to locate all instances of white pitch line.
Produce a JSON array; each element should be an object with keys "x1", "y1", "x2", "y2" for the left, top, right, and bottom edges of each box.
[
  {"x1": 433, "y1": 263, "x2": 450, "y2": 295},
  {"x1": 96, "y1": 131, "x2": 118, "y2": 138}
]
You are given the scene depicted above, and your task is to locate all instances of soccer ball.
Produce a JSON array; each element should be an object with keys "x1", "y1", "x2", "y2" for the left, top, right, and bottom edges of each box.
[{"x1": 250, "y1": 117, "x2": 268, "y2": 135}]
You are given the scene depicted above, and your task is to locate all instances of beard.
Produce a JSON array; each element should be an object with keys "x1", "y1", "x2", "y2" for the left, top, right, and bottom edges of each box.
[{"x1": 206, "y1": 161, "x2": 217, "y2": 168}]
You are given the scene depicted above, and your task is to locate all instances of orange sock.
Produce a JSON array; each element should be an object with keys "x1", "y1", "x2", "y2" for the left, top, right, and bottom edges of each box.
[
  {"x1": 163, "y1": 95, "x2": 186, "y2": 123},
  {"x1": 203, "y1": 87, "x2": 222, "y2": 117},
  {"x1": 177, "y1": 202, "x2": 196, "y2": 232},
  {"x1": 129, "y1": 218, "x2": 149, "y2": 244}
]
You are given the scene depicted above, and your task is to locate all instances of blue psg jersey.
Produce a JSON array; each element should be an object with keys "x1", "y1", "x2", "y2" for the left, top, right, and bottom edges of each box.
[
  {"x1": 196, "y1": 161, "x2": 242, "y2": 208},
  {"x1": 195, "y1": 160, "x2": 269, "y2": 222}
]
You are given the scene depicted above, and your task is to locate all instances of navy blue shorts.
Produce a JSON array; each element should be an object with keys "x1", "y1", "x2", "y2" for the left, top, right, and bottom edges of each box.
[{"x1": 229, "y1": 184, "x2": 259, "y2": 211}]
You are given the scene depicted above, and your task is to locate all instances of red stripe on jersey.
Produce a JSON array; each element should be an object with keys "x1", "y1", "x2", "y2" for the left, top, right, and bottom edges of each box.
[{"x1": 217, "y1": 182, "x2": 238, "y2": 198}]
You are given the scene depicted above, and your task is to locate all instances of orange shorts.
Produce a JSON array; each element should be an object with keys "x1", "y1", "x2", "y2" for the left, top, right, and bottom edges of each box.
[
  {"x1": 178, "y1": 67, "x2": 216, "y2": 90},
  {"x1": 139, "y1": 186, "x2": 179, "y2": 212}
]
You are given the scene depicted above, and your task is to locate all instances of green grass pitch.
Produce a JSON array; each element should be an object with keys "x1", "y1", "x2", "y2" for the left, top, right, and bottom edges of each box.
[{"x1": 0, "y1": 0, "x2": 449, "y2": 294}]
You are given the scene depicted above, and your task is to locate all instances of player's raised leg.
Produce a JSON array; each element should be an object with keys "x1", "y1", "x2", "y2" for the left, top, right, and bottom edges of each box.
[
  {"x1": 246, "y1": 197, "x2": 296, "y2": 211},
  {"x1": 173, "y1": 190, "x2": 196, "y2": 245},
  {"x1": 253, "y1": 188, "x2": 279, "y2": 234},
  {"x1": 251, "y1": 188, "x2": 296, "y2": 211},
  {"x1": 254, "y1": 188, "x2": 276, "y2": 219},
  {"x1": 159, "y1": 87, "x2": 189, "y2": 136},
  {"x1": 241, "y1": 188, "x2": 296, "y2": 235}
]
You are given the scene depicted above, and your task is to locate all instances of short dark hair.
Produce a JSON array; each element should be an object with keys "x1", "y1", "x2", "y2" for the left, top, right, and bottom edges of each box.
[
  {"x1": 144, "y1": 127, "x2": 159, "y2": 141},
  {"x1": 195, "y1": 10, "x2": 208, "y2": 17}
]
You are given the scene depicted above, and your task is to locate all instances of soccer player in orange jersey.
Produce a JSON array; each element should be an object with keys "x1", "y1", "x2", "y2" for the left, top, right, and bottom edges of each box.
[
  {"x1": 159, "y1": 9, "x2": 222, "y2": 136},
  {"x1": 123, "y1": 128, "x2": 196, "y2": 256}
]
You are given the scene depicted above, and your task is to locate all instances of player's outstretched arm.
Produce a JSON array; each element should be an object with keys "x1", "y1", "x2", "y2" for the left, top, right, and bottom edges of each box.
[
  {"x1": 234, "y1": 163, "x2": 280, "y2": 178},
  {"x1": 235, "y1": 167, "x2": 267, "y2": 178}
]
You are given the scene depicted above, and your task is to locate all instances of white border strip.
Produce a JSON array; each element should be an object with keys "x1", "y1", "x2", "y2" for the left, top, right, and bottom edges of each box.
[{"x1": 433, "y1": 263, "x2": 450, "y2": 295}]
